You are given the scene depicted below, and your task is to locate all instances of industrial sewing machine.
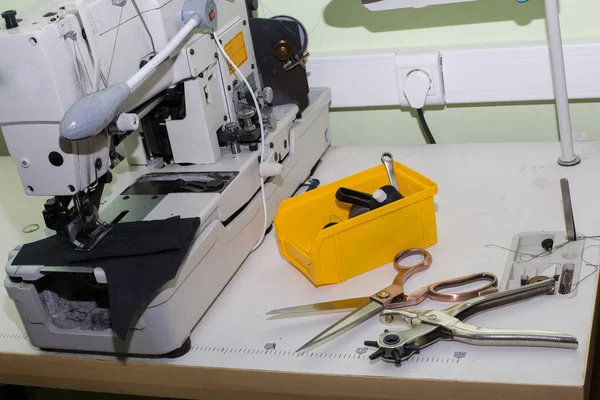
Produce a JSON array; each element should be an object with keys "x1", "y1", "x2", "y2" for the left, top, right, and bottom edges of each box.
[{"x1": 0, "y1": 0, "x2": 330, "y2": 356}]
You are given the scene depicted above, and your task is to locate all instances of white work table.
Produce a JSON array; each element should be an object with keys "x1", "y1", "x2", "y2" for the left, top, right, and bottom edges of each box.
[{"x1": 0, "y1": 142, "x2": 599, "y2": 400}]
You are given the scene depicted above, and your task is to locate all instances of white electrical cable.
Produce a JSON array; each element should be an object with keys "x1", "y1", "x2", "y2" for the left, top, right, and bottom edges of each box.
[
  {"x1": 213, "y1": 31, "x2": 268, "y2": 252},
  {"x1": 127, "y1": 14, "x2": 201, "y2": 90},
  {"x1": 60, "y1": 13, "x2": 201, "y2": 142}
]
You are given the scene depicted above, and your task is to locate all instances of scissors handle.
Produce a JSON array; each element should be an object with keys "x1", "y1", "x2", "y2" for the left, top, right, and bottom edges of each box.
[
  {"x1": 390, "y1": 272, "x2": 499, "y2": 309},
  {"x1": 370, "y1": 249, "x2": 432, "y2": 305},
  {"x1": 428, "y1": 272, "x2": 499, "y2": 302}
]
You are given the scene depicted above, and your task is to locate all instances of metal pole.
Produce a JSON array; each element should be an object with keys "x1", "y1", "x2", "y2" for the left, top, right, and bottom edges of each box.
[{"x1": 543, "y1": 0, "x2": 580, "y2": 166}]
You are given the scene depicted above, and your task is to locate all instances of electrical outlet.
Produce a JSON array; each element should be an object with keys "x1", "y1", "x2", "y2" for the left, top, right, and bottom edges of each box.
[{"x1": 395, "y1": 53, "x2": 445, "y2": 107}]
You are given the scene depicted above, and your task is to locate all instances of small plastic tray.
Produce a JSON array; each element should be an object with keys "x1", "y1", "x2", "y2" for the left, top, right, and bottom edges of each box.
[
  {"x1": 499, "y1": 231, "x2": 584, "y2": 299},
  {"x1": 274, "y1": 160, "x2": 438, "y2": 286}
]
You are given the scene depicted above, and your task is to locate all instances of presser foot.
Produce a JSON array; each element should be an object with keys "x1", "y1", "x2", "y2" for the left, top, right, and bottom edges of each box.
[{"x1": 72, "y1": 223, "x2": 114, "y2": 252}]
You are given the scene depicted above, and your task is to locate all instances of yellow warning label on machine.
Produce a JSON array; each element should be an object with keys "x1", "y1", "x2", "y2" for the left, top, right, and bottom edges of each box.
[{"x1": 225, "y1": 31, "x2": 248, "y2": 75}]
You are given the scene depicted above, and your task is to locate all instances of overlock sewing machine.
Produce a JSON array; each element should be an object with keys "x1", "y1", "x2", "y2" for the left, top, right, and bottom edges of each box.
[{"x1": 0, "y1": 0, "x2": 330, "y2": 356}]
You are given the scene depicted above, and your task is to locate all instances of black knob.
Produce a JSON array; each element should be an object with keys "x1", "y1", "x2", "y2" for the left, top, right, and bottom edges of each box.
[
  {"x1": 541, "y1": 238, "x2": 554, "y2": 252},
  {"x1": 245, "y1": 0, "x2": 259, "y2": 12},
  {"x1": 2, "y1": 10, "x2": 18, "y2": 29},
  {"x1": 44, "y1": 198, "x2": 59, "y2": 211}
]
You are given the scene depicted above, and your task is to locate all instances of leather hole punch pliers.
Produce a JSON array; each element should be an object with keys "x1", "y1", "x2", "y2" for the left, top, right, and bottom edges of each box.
[{"x1": 365, "y1": 278, "x2": 579, "y2": 367}]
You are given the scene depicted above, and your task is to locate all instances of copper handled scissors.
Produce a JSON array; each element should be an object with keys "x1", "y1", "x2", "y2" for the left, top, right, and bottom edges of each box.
[{"x1": 267, "y1": 249, "x2": 499, "y2": 352}]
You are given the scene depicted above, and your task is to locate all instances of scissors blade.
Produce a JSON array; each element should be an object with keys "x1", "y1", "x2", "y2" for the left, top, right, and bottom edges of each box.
[
  {"x1": 296, "y1": 301, "x2": 383, "y2": 353},
  {"x1": 267, "y1": 297, "x2": 371, "y2": 317}
]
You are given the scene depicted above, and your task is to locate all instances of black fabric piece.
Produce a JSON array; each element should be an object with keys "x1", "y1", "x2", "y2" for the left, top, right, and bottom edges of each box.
[
  {"x1": 12, "y1": 217, "x2": 200, "y2": 340},
  {"x1": 66, "y1": 219, "x2": 193, "y2": 262}
]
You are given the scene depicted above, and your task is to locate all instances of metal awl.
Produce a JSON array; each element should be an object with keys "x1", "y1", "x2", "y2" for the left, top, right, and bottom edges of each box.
[{"x1": 560, "y1": 178, "x2": 577, "y2": 240}]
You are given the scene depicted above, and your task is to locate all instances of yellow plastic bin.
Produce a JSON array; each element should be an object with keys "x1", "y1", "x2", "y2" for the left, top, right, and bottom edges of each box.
[{"x1": 274, "y1": 160, "x2": 438, "y2": 286}]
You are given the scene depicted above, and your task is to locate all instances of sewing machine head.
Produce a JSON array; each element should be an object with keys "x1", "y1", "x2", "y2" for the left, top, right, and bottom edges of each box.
[{"x1": 0, "y1": 0, "x2": 309, "y2": 249}]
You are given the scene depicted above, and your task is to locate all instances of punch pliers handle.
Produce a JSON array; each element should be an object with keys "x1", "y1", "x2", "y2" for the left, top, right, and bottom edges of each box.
[{"x1": 368, "y1": 279, "x2": 578, "y2": 366}]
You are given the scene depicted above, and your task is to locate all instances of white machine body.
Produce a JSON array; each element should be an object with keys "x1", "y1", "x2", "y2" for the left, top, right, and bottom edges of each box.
[
  {"x1": 0, "y1": 0, "x2": 261, "y2": 195},
  {"x1": 5, "y1": 89, "x2": 331, "y2": 355},
  {"x1": 0, "y1": 0, "x2": 331, "y2": 355}
]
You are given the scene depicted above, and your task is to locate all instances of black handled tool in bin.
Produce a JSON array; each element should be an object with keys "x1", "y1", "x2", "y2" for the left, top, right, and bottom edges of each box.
[
  {"x1": 336, "y1": 187, "x2": 402, "y2": 210},
  {"x1": 335, "y1": 152, "x2": 404, "y2": 219}
]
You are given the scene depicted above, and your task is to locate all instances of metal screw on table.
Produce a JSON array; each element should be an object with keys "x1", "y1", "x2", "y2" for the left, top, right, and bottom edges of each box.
[
  {"x1": 428, "y1": 314, "x2": 438, "y2": 321},
  {"x1": 377, "y1": 291, "x2": 390, "y2": 299},
  {"x1": 384, "y1": 315, "x2": 394, "y2": 324}
]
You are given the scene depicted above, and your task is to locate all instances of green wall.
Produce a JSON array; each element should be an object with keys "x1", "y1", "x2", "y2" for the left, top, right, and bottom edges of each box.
[
  {"x1": 260, "y1": 0, "x2": 600, "y2": 52},
  {"x1": 2, "y1": 0, "x2": 600, "y2": 156},
  {"x1": 258, "y1": 0, "x2": 600, "y2": 146}
]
